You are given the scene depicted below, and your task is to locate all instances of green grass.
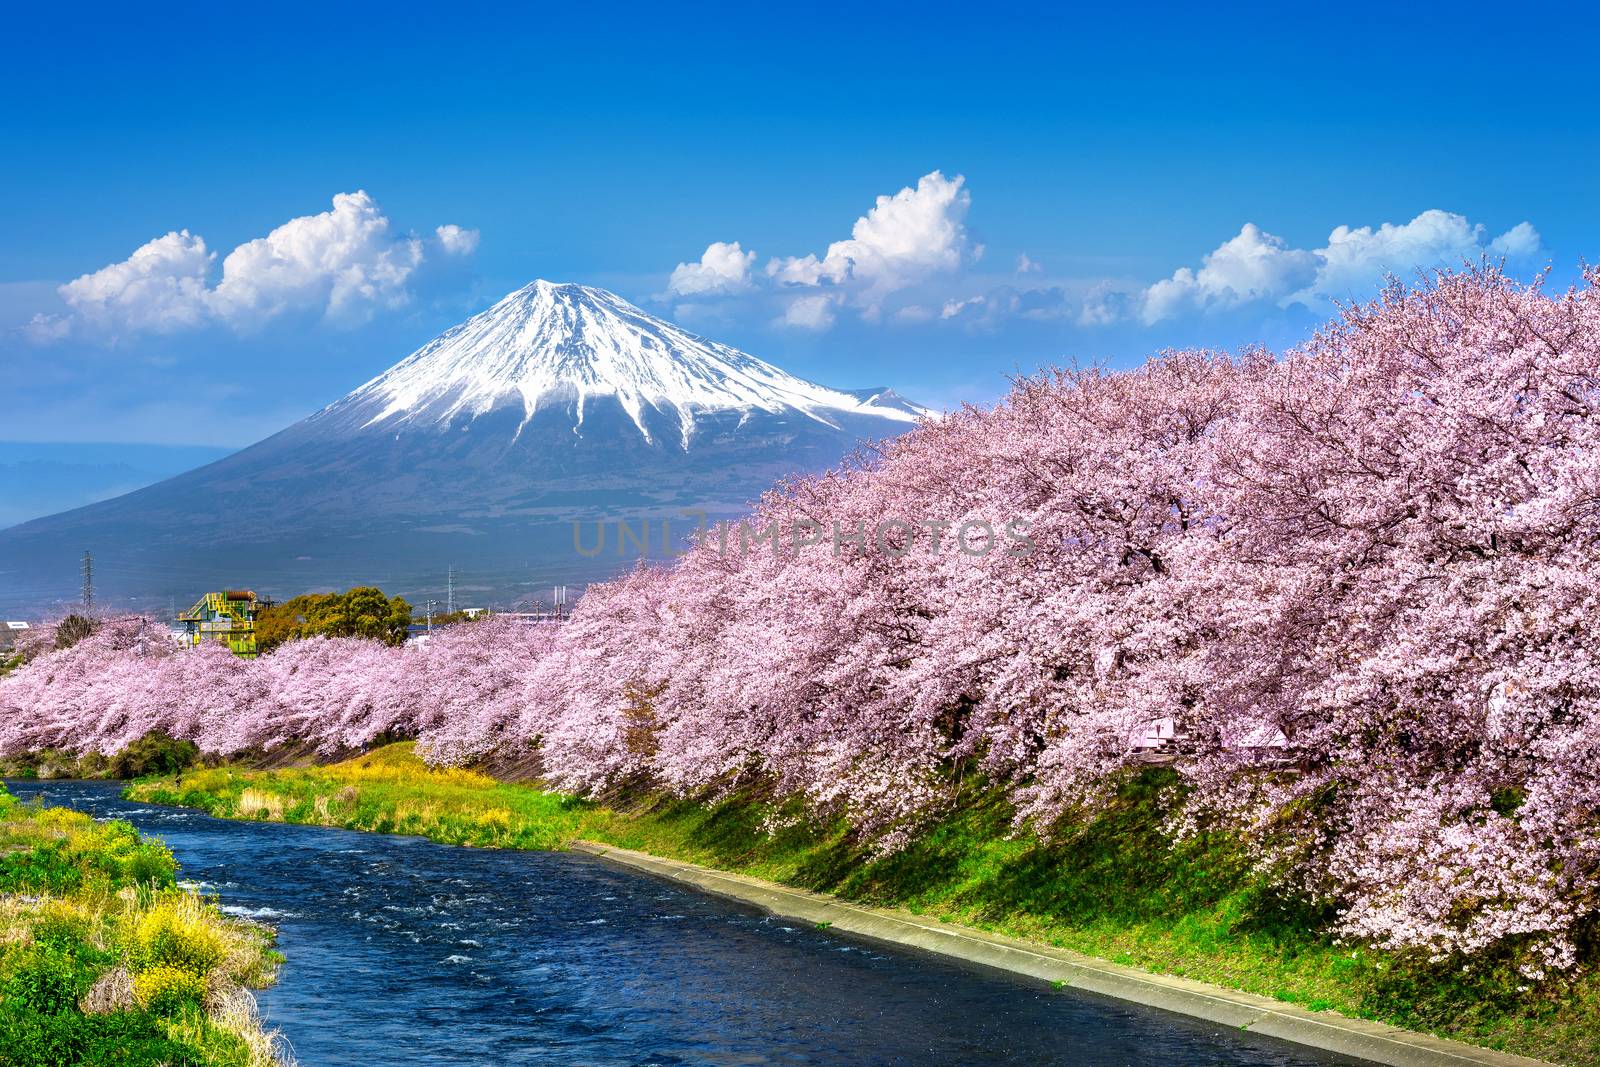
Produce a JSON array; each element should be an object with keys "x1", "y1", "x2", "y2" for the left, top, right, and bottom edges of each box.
[
  {"x1": 0, "y1": 786, "x2": 285, "y2": 1065},
  {"x1": 134, "y1": 745, "x2": 591, "y2": 850},
  {"x1": 128, "y1": 743, "x2": 1600, "y2": 1065}
]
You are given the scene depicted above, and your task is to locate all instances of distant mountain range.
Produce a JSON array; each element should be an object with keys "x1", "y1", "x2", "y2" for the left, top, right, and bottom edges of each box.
[
  {"x1": 0, "y1": 442, "x2": 233, "y2": 530},
  {"x1": 0, "y1": 282, "x2": 928, "y2": 613}
]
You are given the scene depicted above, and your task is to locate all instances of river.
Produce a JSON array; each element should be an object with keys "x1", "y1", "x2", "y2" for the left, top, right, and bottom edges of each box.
[{"x1": 7, "y1": 779, "x2": 1362, "y2": 1067}]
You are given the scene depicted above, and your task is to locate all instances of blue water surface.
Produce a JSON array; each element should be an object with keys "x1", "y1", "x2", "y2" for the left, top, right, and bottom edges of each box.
[{"x1": 8, "y1": 779, "x2": 1362, "y2": 1067}]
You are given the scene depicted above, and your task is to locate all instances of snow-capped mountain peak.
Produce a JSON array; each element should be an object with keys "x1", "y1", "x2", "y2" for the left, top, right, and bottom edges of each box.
[
  {"x1": 341, "y1": 280, "x2": 922, "y2": 447},
  {"x1": 0, "y1": 280, "x2": 934, "y2": 607}
]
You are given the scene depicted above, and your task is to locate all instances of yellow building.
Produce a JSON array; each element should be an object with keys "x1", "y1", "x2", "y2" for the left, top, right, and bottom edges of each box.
[{"x1": 178, "y1": 590, "x2": 264, "y2": 659}]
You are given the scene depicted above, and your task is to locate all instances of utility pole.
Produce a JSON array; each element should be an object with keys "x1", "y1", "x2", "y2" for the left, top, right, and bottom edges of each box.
[
  {"x1": 80, "y1": 551, "x2": 93, "y2": 613},
  {"x1": 447, "y1": 565, "x2": 455, "y2": 615}
]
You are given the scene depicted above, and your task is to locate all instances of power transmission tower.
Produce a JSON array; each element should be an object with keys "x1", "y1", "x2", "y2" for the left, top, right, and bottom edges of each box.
[
  {"x1": 447, "y1": 565, "x2": 455, "y2": 615},
  {"x1": 80, "y1": 551, "x2": 94, "y2": 613}
]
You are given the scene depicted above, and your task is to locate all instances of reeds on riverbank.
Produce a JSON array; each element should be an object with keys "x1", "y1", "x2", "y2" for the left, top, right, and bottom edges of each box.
[{"x1": 0, "y1": 785, "x2": 290, "y2": 1065}]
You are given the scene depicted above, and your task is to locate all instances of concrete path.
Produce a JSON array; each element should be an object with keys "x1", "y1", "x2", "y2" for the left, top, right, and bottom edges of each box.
[{"x1": 572, "y1": 841, "x2": 1553, "y2": 1067}]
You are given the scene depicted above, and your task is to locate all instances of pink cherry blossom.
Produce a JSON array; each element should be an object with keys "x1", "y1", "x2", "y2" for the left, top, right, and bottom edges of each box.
[{"x1": 5, "y1": 265, "x2": 1599, "y2": 975}]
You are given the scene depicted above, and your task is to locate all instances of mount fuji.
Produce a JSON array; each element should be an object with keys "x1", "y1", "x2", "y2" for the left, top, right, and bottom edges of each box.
[{"x1": 0, "y1": 282, "x2": 929, "y2": 610}]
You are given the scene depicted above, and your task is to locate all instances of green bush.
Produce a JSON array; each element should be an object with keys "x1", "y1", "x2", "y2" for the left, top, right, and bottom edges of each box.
[
  {"x1": 127, "y1": 897, "x2": 225, "y2": 977},
  {"x1": 78, "y1": 821, "x2": 176, "y2": 889},
  {"x1": 131, "y1": 965, "x2": 208, "y2": 1016},
  {"x1": 108, "y1": 732, "x2": 200, "y2": 780},
  {"x1": 53, "y1": 615, "x2": 97, "y2": 651},
  {"x1": 0, "y1": 787, "x2": 276, "y2": 1066},
  {"x1": 0, "y1": 841, "x2": 85, "y2": 894},
  {"x1": 0, "y1": 1002, "x2": 199, "y2": 1067},
  {"x1": 29, "y1": 909, "x2": 94, "y2": 952},
  {"x1": 256, "y1": 586, "x2": 413, "y2": 651},
  {"x1": 1, "y1": 947, "x2": 101, "y2": 1014},
  {"x1": 0, "y1": 731, "x2": 198, "y2": 781},
  {"x1": 0, "y1": 820, "x2": 175, "y2": 895}
]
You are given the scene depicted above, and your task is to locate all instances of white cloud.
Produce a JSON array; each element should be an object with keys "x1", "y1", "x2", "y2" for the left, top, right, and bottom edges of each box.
[
  {"x1": 59, "y1": 229, "x2": 214, "y2": 333},
  {"x1": 940, "y1": 296, "x2": 984, "y2": 320},
  {"x1": 933, "y1": 285, "x2": 1094, "y2": 332},
  {"x1": 769, "y1": 170, "x2": 972, "y2": 310},
  {"x1": 1489, "y1": 221, "x2": 1541, "y2": 259},
  {"x1": 208, "y1": 191, "x2": 424, "y2": 327},
  {"x1": 1140, "y1": 210, "x2": 1542, "y2": 323},
  {"x1": 656, "y1": 181, "x2": 1544, "y2": 336},
  {"x1": 1143, "y1": 223, "x2": 1320, "y2": 324},
  {"x1": 1308, "y1": 209, "x2": 1501, "y2": 304},
  {"x1": 43, "y1": 191, "x2": 474, "y2": 340},
  {"x1": 667, "y1": 240, "x2": 757, "y2": 297},
  {"x1": 435, "y1": 223, "x2": 480, "y2": 256},
  {"x1": 668, "y1": 171, "x2": 974, "y2": 330},
  {"x1": 1078, "y1": 282, "x2": 1135, "y2": 327},
  {"x1": 20, "y1": 313, "x2": 72, "y2": 344},
  {"x1": 893, "y1": 304, "x2": 936, "y2": 323},
  {"x1": 765, "y1": 253, "x2": 827, "y2": 288},
  {"x1": 777, "y1": 293, "x2": 838, "y2": 331}
]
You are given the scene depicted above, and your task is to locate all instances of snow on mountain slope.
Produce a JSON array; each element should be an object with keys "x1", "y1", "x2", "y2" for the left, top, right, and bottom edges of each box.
[
  {"x1": 341, "y1": 280, "x2": 923, "y2": 448},
  {"x1": 840, "y1": 387, "x2": 938, "y2": 421}
]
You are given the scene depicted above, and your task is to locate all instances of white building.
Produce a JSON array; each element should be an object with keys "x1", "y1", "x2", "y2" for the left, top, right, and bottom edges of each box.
[{"x1": 0, "y1": 620, "x2": 29, "y2": 653}]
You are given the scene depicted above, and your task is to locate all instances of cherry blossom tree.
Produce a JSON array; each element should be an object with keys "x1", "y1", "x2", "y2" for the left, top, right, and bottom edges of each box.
[{"x1": 4, "y1": 265, "x2": 1598, "y2": 974}]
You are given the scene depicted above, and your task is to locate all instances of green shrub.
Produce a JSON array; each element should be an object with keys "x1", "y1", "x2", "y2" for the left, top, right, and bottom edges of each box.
[
  {"x1": 0, "y1": 1001, "x2": 198, "y2": 1066},
  {"x1": 29, "y1": 907, "x2": 95, "y2": 952},
  {"x1": 53, "y1": 614, "x2": 97, "y2": 651},
  {"x1": 1, "y1": 948, "x2": 97, "y2": 1015},
  {"x1": 108, "y1": 732, "x2": 200, "y2": 780},
  {"x1": 127, "y1": 896, "x2": 225, "y2": 977},
  {"x1": 77, "y1": 821, "x2": 176, "y2": 889},
  {"x1": 0, "y1": 788, "x2": 277, "y2": 1065},
  {"x1": 131, "y1": 965, "x2": 208, "y2": 1016},
  {"x1": 0, "y1": 841, "x2": 84, "y2": 894}
]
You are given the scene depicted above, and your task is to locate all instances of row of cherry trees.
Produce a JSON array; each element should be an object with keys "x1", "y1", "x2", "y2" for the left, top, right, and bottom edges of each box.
[
  {"x1": 4, "y1": 267, "x2": 1598, "y2": 977},
  {"x1": 0, "y1": 614, "x2": 553, "y2": 761}
]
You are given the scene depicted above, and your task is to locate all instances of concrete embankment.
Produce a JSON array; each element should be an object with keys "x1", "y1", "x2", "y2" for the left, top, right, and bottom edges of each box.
[{"x1": 573, "y1": 841, "x2": 1552, "y2": 1067}]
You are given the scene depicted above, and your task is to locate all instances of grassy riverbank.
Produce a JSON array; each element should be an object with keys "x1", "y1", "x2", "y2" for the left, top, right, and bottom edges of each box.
[
  {"x1": 0, "y1": 784, "x2": 286, "y2": 1066},
  {"x1": 129, "y1": 743, "x2": 1597, "y2": 1066}
]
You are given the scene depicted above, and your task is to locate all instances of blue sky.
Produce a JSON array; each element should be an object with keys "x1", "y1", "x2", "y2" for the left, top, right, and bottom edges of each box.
[{"x1": 3, "y1": 1, "x2": 1597, "y2": 508}]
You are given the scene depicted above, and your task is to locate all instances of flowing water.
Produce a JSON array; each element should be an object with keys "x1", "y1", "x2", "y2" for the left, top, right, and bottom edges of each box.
[{"x1": 7, "y1": 780, "x2": 1362, "y2": 1067}]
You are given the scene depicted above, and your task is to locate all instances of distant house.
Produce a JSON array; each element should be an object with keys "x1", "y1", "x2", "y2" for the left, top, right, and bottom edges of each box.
[
  {"x1": 498, "y1": 611, "x2": 568, "y2": 626},
  {"x1": 1130, "y1": 716, "x2": 1178, "y2": 751},
  {"x1": 0, "y1": 620, "x2": 29, "y2": 653},
  {"x1": 178, "y1": 591, "x2": 264, "y2": 659},
  {"x1": 1129, "y1": 714, "x2": 1288, "y2": 758}
]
